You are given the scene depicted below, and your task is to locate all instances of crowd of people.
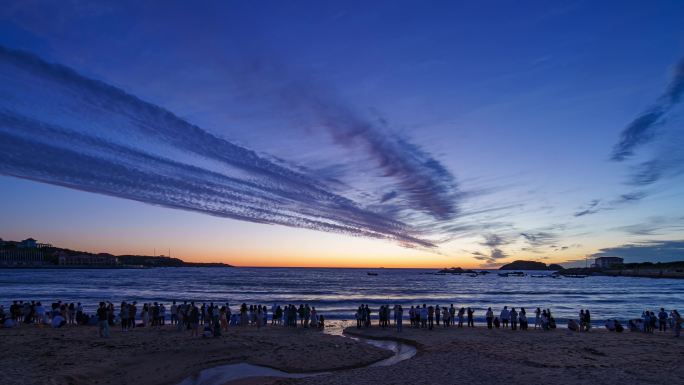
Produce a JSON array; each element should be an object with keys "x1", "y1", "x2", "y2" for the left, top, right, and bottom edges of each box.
[
  {"x1": 0, "y1": 299, "x2": 326, "y2": 338},
  {"x1": 358, "y1": 304, "x2": 555, "y2": 331},
  {"x1": 354, "y1": 303, "x2": 681, "y2": 337},
  {"x1": 1, "y1": 300, "x2": 681, "y2": 338}
]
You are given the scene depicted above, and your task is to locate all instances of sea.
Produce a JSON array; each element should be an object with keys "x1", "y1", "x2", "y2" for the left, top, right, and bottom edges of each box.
[{"x1": 1, "y1": 267, "x2": 683, "y2": 325}]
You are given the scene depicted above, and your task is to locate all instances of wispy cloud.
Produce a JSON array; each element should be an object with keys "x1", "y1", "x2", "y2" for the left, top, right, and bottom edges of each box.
[
  {"x1": 612, "y1": 216, "x2": 684, "y2": 236},
  {"x1": 573, "y1": 191, "x2": 646, "y2": 217},
  {"x1": 231, "y1": 58, "x2": 460, "y2": 221},
  {"x1": 574, "y1": 199, "x2": 602, "y2": 217},
  {"x1": 0, "y1": 45, "x2": 452, "y2": 248},
  {"x1": 520, "y1": 231, "x2": 557, "y2": 247},
  {"x1": 611, "y1": 55, "x2": 684, "y2": 187},
  {"x1": 611, "y1": 56, "x2": 684, "y2": 161},
  {"x1": 472, "y1": 234, "x2": 510, "y2": 264}
]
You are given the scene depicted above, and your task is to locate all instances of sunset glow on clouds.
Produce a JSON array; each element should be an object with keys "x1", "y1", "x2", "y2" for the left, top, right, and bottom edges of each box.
[{"x1": 1, "y1": 1, "x2": 683, "y2": 267}]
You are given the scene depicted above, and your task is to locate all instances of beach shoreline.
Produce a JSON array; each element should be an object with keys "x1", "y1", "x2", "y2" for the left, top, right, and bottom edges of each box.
[
  {"x1": 1, "y1": 320, "x2": 682, "y2": 385},
  {"x1": 0, "y1": 322, "x2": 390, "y2": 385},
  {"x1": 276, "y1": 325, "x2": 684, "y2": 385}
]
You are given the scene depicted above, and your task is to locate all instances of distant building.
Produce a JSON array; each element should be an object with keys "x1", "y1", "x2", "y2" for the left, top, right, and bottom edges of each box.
[
  {"x1": 19, "y1": 238, "x2": 38, "y2": 248},
  {"x1": 594, "y1": 256, "x2": 624, "y2": 269},
  {"x1": 58, "y1": 252, "x2": 119, "y2": 266},
  {"x1": 15, "y1": 238, "x2": 52, "y2": 249}
]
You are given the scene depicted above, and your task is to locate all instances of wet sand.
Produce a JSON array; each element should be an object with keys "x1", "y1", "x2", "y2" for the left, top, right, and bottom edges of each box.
[
  {"x1": 0, "y1": 323, "x2": 390, "y2": 385},
  {"x1": 277, "y1": 325, "x2": 684, "y2": 385}
]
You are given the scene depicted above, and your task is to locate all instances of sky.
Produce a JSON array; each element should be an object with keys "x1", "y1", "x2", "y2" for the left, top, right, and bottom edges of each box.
[{"x1": 1, "y1": 0, "x2": 683, "y2": 268}]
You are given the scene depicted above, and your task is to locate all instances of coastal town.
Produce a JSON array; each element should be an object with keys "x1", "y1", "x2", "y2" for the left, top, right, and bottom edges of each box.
[{"x1": 0, "y1": 238, "x2": 231, "y2": 268}]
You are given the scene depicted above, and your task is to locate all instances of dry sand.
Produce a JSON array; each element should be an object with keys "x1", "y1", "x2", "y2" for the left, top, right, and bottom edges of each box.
[
  {"x1": 2, "y1": 323, "x2": 682, "y2": 385},
  {"x1": 277, "y1": 325, "x2": 684, "y2": 385},
  {"x1": 0, "y1": 323, "x2": 390, "y2": 385}
]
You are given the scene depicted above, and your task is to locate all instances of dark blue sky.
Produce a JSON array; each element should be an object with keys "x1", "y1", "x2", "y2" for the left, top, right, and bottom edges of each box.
[{"x1": 1, "y1": 1, "x2": 683, "y2": 267}]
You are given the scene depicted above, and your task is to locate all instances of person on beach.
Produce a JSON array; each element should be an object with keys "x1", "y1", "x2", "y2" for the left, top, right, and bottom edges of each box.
[
  {"x1": 579, "y1": 309, "x2": 585, "y2": 331},
  {"x1": 420, "y1": 304, "x2": 428, "y2": 328},
  {"x1": 354, "y1": 305, "x2": 363, "y2": 329},
  {"x1": 394, "y1": 305, "x2": 403, "y2": 332},
  {"x1": 646, "y1": 310, "x2": 653, "y2": 333},
  {"x1": 34, "y1": 302, "x2": 45, "y2": 325},
  {"x1": 170, "y1": 301, "x2": 178, "y2": 325},
  {"x1": 51, "y1": 312, "x2": 66, "y2": 328},
  {"x1": 658, "y1": 308, "x2": 668, "y2": 332},
  {"x1": 547, "y1": 309, "x2": 556, "y2": 329},
  {"x1": 189, "y1": 303, "x2": 200, "y2": 337},
  {"x1": 442, "y1": 306, "x2": 449, "y2": 327},
  {"x1": 76, "y1": 302, "x2": 83, "y2": 324},
  {"x1": 541, "y1": 310, "x2": 549, "y2": 331},
  {"x1": 68, "y1": 303, "x2": 76, "y2": 325},
  {"x1": 435, "y1": 305, "x2": 441, "y2": 326},
  {"x1": 649, "y1": 311, "x2": 657, "y2": 333},
  {"x1": 449, "y1": 304, "x2": 456, "y2": 326},
  {"x1": 304, "y1": 304, "x2": 311, "y2": 328},
  {"x1": 219, "y1": 306, "x2": 228, "y2": 331},
  {"x1": 510, "y1": 307, "x2": 518, "y2": 330},
  {"x1": 120, "y1": 302, "x2": 129, "y2": 331},
  {"x1": 673, "y1": 310, "x2": 682, "y2": 338},
  {"x1": 240, "y1": 303, "x2": 247, "y2": 326},
  {"x1": 311, "y1": 307, "x2": 318, "y2": 328},
  {"x1": 486, "y1": 307, "x2": 493, "y2": 329},
  {"x1": 519, "y1": 308, "x2": 528, "y2": 330},
  {"x1": 427, "y1": 305, "x2": 434, "y2": 330},
  {"x1": 535, "y1": 307, "x2": 541, "y2": 329},
  {"x1": 493, "y1": 317, "x2": 500, "y2": 328},
  {"x1": 584, "y1": 309, "x2": 591, "y2": 331},
  {"x1": 457, "y1": 307, "x2": 465, "y2": 328},
  {"x1": 467, "y1": 307, "x2": 474, "y2": 327},
  {"x1": 97, "y1": 302, "x2": 109, "y2": 338},
  {"x1": 500, "y1": 306, "x2": 510, "y2": 328}
]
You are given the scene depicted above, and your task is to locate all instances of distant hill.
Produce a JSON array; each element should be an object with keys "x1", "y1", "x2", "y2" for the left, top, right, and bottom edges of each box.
[
  {"x1": 0, "y1": 237, "x2": 232, "y2": 268},
  {"x1": 499, "y1": 260, "x2": 564, "y2": 270},
  {"x1": 115, "y1": 254, "x2": 232, "y2": 268}
]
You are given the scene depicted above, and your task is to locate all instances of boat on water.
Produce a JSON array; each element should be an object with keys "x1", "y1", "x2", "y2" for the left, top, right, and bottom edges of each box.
[
  {"x1": 498, "y1": 271, "x2": 526, "y2": 277},
  {"x1": 564, "y1": 274, "x2": 587, "y2": 278},
  {"x1": 367, "y1": 272, "x2": 378, "y2": 276}
]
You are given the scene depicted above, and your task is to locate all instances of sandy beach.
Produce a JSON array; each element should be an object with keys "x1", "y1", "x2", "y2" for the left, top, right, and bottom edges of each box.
[
  {"x1": 0, "y1": 323, "x2": 390, "y2": 385},
  {"x1": 2, "y1": 322, "x2": 682, "y2": 385},
  {"x1": 278, "y1": 325, "x2": 684, "y2": 385}
]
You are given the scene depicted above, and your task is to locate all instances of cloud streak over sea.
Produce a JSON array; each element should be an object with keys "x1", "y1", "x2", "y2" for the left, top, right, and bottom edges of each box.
[{"x1": 0, "y1": 46, "x2": 461, "y2": 248}]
